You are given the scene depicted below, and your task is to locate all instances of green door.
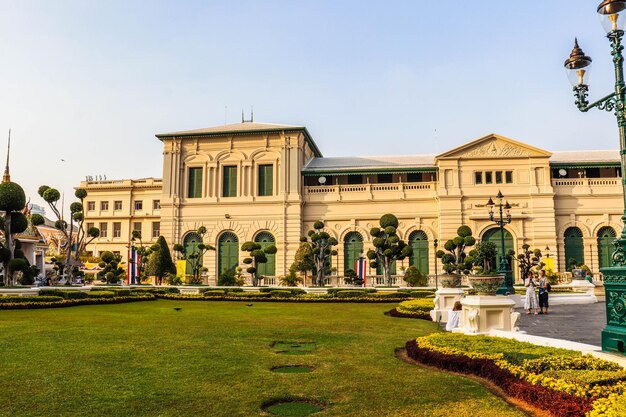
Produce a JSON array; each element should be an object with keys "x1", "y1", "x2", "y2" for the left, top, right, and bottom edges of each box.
[
  {"x1": 598, "y1": 227, "x2": 616, "y2": 269},
  {"x1": 564, "y1": 227, "x2": 584, "y2": 270},
  {"x1": 343, "y1": 232, "x2": 364, "y2": 273},
  {"x1": 218, "y1": 232, "x2": 239, "y2": 275},
  {"x1": 409, "y1": 231, "x2": 429, "y2": 274},
  {"x1": 255, "y1": 232, "x2": 275, "y2": 276},
  {"x1": 183, "y1": 232, "x2": 202, "y2": 275},
  {"x1": 482, "y1": 228, "x2": 514, "y2": 270}
]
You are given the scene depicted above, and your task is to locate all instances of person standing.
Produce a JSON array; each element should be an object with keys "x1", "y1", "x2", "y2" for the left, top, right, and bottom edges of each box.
[
  {"x1": 524, "y1": 271, "x2": 539, "y2": 315},
  {"x1": 538, "y1": 269, "x2": 549, "y2": 315}
]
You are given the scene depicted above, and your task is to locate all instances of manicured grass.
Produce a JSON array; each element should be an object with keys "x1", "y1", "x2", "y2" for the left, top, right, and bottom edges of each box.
[{"x1": 0, "y1": 300, "x2": 525, "y2": 417}]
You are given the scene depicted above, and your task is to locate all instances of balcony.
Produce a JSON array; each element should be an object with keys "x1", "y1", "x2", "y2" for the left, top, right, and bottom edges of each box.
[
  {"x1": 304, "y1": 181, "x2": 437, "y2": 202},
  {"x1": 551, "y1": 177, "x2": 622, "y2": 196}
]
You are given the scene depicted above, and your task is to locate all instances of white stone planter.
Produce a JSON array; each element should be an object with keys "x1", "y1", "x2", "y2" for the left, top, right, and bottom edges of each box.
[
  {"x1": 430, "y1": 288, "x2": 465, "y2": 322},
  {"x1": 453, "y1": 295, "x2": 519, "y2": 334}
]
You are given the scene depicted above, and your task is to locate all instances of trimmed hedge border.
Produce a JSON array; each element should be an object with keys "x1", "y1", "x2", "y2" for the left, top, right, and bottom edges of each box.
[
  {"x1": 386, "y1": 308, "x2": 432, "y2": 320},
  {"x1": 404, "y1": 339, "x2": 593, "y2": 417},
  {"x1": 0, "y1": 295, "x2": 156, "y2": 310},
  {"x1": 157, "y1": 294, "x2": 410, "y2": 303}
]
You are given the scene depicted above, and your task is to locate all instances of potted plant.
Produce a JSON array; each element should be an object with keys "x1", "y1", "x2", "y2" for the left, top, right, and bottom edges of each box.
[
  {"x1": 436, "y1": 225, "x2": 476, "y2": 288},
  {"x1": 468, "y1": 240, "x2": 505, "y2": 295}
]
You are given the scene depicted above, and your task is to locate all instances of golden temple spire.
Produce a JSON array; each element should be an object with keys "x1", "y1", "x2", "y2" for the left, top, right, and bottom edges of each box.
[{"x1": 3, "y1": 129, "x2": 10, "y2": 183}]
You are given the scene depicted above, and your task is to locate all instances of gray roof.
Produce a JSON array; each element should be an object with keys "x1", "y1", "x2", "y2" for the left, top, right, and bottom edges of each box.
[
  {"x1": 549, "y1": 150, "x2": 619, "y2": 163},
  {"x1": 303, "y1": 155, "x2": 436, "y2": 173},
  {"x1": 156, "y1": 122, "x2": 305, "y2": 137}
]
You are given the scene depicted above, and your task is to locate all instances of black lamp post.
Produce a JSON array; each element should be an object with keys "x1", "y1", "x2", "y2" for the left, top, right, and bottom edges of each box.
[
  {"x1": 486, "y1": 191, "x2": 513, "y2": 295},
  {"x1": 433, "y1": 238, "x2": 439, "y2": 289},
  {"x1": 565, "y1": 0, "x2": 626, "y2": 353}
]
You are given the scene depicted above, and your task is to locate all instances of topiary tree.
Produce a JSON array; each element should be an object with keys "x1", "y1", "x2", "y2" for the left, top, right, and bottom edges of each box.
[
  {"x1": 130, "y1": 230, "x2": 152, "y2": 283},
  {"x1": 403, "y1": 265, "x2": 427, "y2": 287},
  {"x1": 292, "y1": 240, "x2": 315, "y2": 282},
  {"x1": 38, "y1": 186, "x2": 99, "y2": 284},
  {"x1": 366, "y1": 214, "x2": 412, "y2": 286},
  {"x1": 301, "y1": 220, "x2": 338, "y2": 286},
  {"x1": 471, "y1": 240, "x2": 499, "y2": 274},
  {"x1": 173, "y1": 226, "x2": 215, "y2": 284},
  {"x1": 280, "y1": 263, "x2": 304, "y2": 287},
  {"x1": 147, "y1": 236, "x2": 176, "y2": 285},
  {"x1": 516, "y1": 244, "x2": 543, "y2": 279},
  {"x1": 343, "y1": 268, "x2": 362, "y2": 286},
  {"x1": 96, "y1": 251, "x2": 125, "y2": 284},
  {"x1": 241, "y1": 240, "x2": 277, "y2": 286},
  {"x1": 435, "y1": 225, "x2": 476, "y2": 275},
  {"x1": 0, "y1": 178, "x2": 28, "y2": 286}
]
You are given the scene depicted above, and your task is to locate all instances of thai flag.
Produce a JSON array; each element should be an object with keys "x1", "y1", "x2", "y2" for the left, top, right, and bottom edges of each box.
[
  {"x1": 355, "y1": 258, "x2": 367, "y2": 288},
  {"x1": 127, "y1": 247, "x2": 139, "y2": 285}
]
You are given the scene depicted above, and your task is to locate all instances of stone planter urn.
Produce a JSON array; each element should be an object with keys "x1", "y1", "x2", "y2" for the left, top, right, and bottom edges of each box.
[
  {"x1": 440, "y1": 273, "x2": 462, "y2": 288},
  {"x1": 468, "y1": 275, "x2": 505, "y2": 296}
]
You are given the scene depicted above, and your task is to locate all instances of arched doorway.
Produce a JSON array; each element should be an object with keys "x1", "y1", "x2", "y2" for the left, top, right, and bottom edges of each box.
[
  {"x1": 482, "y1": 228, "x2": 514, "y2": 271},
  {"x1": 598, "y1": 226, "x2": 617, "y2": 269},
  {"x1": 218, "y1": 232, "x2": 239, "y2": 275},
  {"x1": 343, "y1": 232, "x2": 364, "y2": 273},
  {"x1": 564, "y1": 227, "x2": 584, "y2": 270},
  {"x1": 408, "y1": 231, "x2": 429, "y2": 274},
  {"x1": 254, "y1": 232, "x2": 275, "y2": 276},
  {"x1": 183, "y1": 232, "x2": 202, "y2": 275}
]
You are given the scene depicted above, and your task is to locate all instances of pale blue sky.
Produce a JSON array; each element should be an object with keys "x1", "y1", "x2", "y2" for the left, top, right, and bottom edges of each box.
[{"x1": 0, "y1": 1, "x2": 621, "y2": 212}]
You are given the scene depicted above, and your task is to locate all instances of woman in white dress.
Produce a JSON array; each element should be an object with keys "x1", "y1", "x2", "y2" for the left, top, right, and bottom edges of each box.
[
  {"x1": 446, "y1": 301, "x2": 462, "y2": 331},
  {"x1": 524, "y1": 272, "x2": 539, "y2": 315}
]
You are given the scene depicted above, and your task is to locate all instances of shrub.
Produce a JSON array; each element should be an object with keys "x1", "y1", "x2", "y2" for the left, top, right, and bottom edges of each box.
[
  {"x1": 39, "y1": 289, "x2": 86, "y2": 299},
  {"x1": 326, "y1": 288, "x2": 376, "y2": 297},
  {"x1": 334, "y1": 290, "x2": 367, "y2": 298},
  {"x1": 520, "y1": 356, "x2": 622, "y2": 373},
  {"x1": 368, "y1": 292, "x2": 413, "y2": 299},
  {"x1": 217, "y1": 269, "x2": 240, "y2": 286},
  {"x1": 226, "y1": 292, "x2": 271, "y2": 298},
  {"x1": 0, "y1": 296, "x2": 63, "y2": 303},
  {"x1": 269, "y1": 290, "x2": 293, "y2": 298},
  {"x1": 543, "y1": 369, "x2": 626, "y2": 387},
  {"x1": 87, "y1": 291, "x2": 116, "y2": 298},
  {"x1": 396, "y1": 299, "x2": 434, "y2": 315},
  {"x1": 403, "y1": 266, "x2": 428, "y2": 287},
  {"x1": 203, "y1": 290, "x2": 226, "y2": 297}
]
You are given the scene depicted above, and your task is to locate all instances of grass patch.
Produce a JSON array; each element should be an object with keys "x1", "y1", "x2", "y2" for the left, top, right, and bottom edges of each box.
[
  {"x1": 272, "y1": 341, "x2": 316, "y2": 355},
  {"x1": 0, "y1": 300, "x2": 526, "y2": 417},
  {"x1": 271, "y1": 365, "x2": 314, "y2": 373},
  {"x1": 265, "y1": 401, "x2": 323, "y2": 416}
]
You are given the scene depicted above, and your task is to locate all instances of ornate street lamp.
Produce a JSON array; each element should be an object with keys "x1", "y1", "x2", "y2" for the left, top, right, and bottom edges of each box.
[
  {"x1": 486, "y1": 191, "x2": 513, "y2": 295},
  {"x1": 565, "y1": 0, "x2": 626, "y2": 353}
]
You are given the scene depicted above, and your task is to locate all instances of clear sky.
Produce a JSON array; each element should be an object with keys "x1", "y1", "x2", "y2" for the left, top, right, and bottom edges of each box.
[{"x1": 0, "y1": 0, "x2": 621, "y2": 214}]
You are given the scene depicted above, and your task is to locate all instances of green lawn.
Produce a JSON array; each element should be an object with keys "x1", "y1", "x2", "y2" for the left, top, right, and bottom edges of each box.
[{"x1": 0, "y1": 300, "x2": 525, "y2": 417}]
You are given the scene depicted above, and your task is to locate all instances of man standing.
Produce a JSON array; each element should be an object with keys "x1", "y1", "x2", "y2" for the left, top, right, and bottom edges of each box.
[{"x1": 538, "y1": 269, "x2": 549, "y2": 315}]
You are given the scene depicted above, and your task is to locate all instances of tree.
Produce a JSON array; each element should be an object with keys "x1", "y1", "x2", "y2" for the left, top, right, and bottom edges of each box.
[
  {"x1": 471, "y1": 240, "x2": 499, "y2": 274},
  {"x1": 516, "y1": 244, "x2": 543, "y2": 279},
  {"x1": 435, "y1": 225, "x2": 476, "y2": 275},
  {"x1": 97, "y1": 251, "x2": 125, "y2": 284},
  {"x1": 301, "y1": 220, "x2": 338, "y2": 286},
  {"x1": 173, "y1": 226, "x2": 215, "y2": 284},
  {"x1": 367, "y1": 214, "x2": 412, "y2": 286},
  {"x1": 403, "y1": 265, "x2": 427, "y2": 287},
  {"x1": 343, "y1": 268, "x2": 362, "y2": 286},
  {"x1": 0, "y1": 178, "x2": 28, "y2": 286},
  {"x1": 147, "y1": 236, "x2": 176, "y2": 285},
  {"x1": 280, "y1": 263, "x2": 304, "y2": 287},
  {"x1": 241, "y1": 240, "x2": 277, "y2": 286},
  {"x1": 38, "y1": 186, "x2": 99, "y2": 284},
  {"x1": 131, "y1": 230, "x2": 152, "y2": 283},
  {"x1": 292, "y1": 240, "x2": 315, "y2": 281}
]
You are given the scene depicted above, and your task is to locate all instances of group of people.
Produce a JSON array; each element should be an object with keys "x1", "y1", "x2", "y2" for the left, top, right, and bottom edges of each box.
[{"x1": 524, "y1": 269, "x2": 550, "y2": 315}]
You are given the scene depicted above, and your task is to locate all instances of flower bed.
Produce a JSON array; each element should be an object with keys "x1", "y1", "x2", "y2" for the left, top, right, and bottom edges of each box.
[
  {"x1": 387, "y1": 299, "x2": 434, "y2": 320},
  {"x1": 157, "y1": 293, "x2": 411, "y2": 303},
  {"x1": 404, "y1": 333, "x2": 626, "y2": 416},
  {"x1": 0, "y1": 294, "x2": 156, "y2": 309}
]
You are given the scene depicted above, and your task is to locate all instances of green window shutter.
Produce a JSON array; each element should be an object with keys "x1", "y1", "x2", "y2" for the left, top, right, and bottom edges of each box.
[
  {"x1": 255, "y1": 232, "x2": 276, "y2": 276},
  {"x1": 564, "y1": 227, "x2": 585, "y2": 269},
  {"x1": 188, "y1": 167, "x2": 203, "y2": 198},
  {"x1": 597, "y1": 227, "x2": 616, "y2": 269},
  {"x1": 223, "y1": 166, "x2": 237, "y2": 197},
  {"x1": 218, "y1": 232, "x2": 239, "y2": 274},
  {"x1": 258, "y1": 165, "x2": 273, "y2": 196},
  {"x1": 343, "y1": 233, "x2": 363, "y2": 273}
]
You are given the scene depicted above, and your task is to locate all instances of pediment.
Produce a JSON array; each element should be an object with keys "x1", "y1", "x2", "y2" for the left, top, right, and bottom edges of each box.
[{"x1": 436, "y1": 134, "x2": 551, "y2": 160}]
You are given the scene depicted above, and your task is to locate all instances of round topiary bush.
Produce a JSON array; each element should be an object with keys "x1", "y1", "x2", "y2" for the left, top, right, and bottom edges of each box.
[
  {"x1": 30, "y1": 213, "x2": 45, "y2": 226},
  {"x1": 100, "y1": 251, "x2": 114, "y2": 263},
  {"x1": 379, "y1": 213, "x2": 399, "y2": 228},
  {"x1": 42, "y1": 188, "x2": 61, "y2": 203},
  {"x1": 10, "y1": 212, "x2": 28, "y2": 234},
  {"x1": 0, "y1": 182, "x2": 26, "y2": 211},
  {"x1": 74, "y1": 188, "x2": 87, "y2": 199}
]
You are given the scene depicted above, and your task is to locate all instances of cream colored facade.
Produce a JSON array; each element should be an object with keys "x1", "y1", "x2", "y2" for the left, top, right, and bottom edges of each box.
[
  {"x1": 80, "y1": 122, "x2": 624, "y2": 284},
  {"x1": 79, "y1": 178, "x2": 162, "y2": 257}
]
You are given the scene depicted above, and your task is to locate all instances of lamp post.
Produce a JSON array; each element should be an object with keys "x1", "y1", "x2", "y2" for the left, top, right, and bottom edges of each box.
[
  {"x1": 434, "y1": 238, "x2": 439, "y2": 289},
  {"x1": 565, "y1": 0, "x2": 626, "y2": 353},
  {"x1": 486, "y1": 191, "x2": 513, "y2": 295}
]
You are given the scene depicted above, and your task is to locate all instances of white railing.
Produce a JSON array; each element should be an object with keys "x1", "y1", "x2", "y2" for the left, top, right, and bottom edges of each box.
[
  {"x1": 552, "y1": 178, "x2": 620, "y2": 186},
  {"x1": 304, "y1": 182, "x2": 436, "y2": 196}
]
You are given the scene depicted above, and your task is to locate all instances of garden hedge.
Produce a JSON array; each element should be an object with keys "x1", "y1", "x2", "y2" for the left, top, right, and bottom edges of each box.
[{"x1": 0, "y1": 295, "x2": 156, "y2": 310}]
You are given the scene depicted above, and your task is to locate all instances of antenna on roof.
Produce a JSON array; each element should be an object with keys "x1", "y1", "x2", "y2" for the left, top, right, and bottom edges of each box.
[{"x1": 242, "y1": 107, "x2": 253, "y2": 123}]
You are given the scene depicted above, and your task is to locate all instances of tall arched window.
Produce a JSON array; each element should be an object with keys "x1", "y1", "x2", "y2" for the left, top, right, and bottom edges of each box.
[
  {"x1": 343, "y1": 232, "x2": 364, "y2": 273},
  {"x1": 254, "y1": 232, "x2": 276, "y2": 276},
  {"x1": 598, "y1": 226, "x2": 617, "y2": 269},
  {"x1": 564, "y1": 227, "x2": 584, "y2": 269},
  {"x1": 482, "y1": 228, "x2": 514, "y2": 270},
  {"x1": 408, "y1": 231, "x2": 429, "y2": 274},
  {"x1": 218, "y1": 232, "x2": 239, "y2": 275},
  {"x1": 183, "y1": 232, "x2": 202, "y2": 275}
]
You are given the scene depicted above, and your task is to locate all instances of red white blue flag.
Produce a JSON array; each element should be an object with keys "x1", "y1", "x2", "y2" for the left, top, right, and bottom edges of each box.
[{"x1": 355, "y1": 258, "x2": 367, "y2": 287}]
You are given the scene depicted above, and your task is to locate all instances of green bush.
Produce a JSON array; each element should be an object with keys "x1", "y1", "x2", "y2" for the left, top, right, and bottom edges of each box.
[
  {"x1": 396, "y1": 299, "x2": 434, "y2": 315},
  {"x1": 269, "y1": 290, "x2": 293, "y2": 298},
  {"x1": 327, "y1": 288, "x2": 376, "y2": 297},
  {"x1": 398, "y1": 290, "x2": 435, "y2": 298},
  {"x1": 86, "y1": 291, "x2": 116, "y2": 298},
  {"x1": 543, "y1": 369, "x2": 626, "y2": 387},
  {"x1": 368, "y1": 292, "x2": 413, "y2": 299},
  {"x1": 203, "y1": 290, "x2": 226, "y2": 297},
  {"x1": 334, "y1": 290, "x2": 367, "y2": 298},
  {"x1": 39, "y1": 289, "x2": 87, "y2": 299},
  {"x1": 126, "y1": 287, "x2": 180, "y2": 295},
  {"x1": 226, "y1": 292, "x2": 271, "y2": 298},
  {"x1": 0, "y1": 296, "x2": 63, "y2": 303}
]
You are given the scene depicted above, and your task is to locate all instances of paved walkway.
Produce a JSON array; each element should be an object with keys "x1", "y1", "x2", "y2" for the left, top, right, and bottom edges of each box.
[{"x1": 516, "y1": 301, "x2": 606, "y2": 346}]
